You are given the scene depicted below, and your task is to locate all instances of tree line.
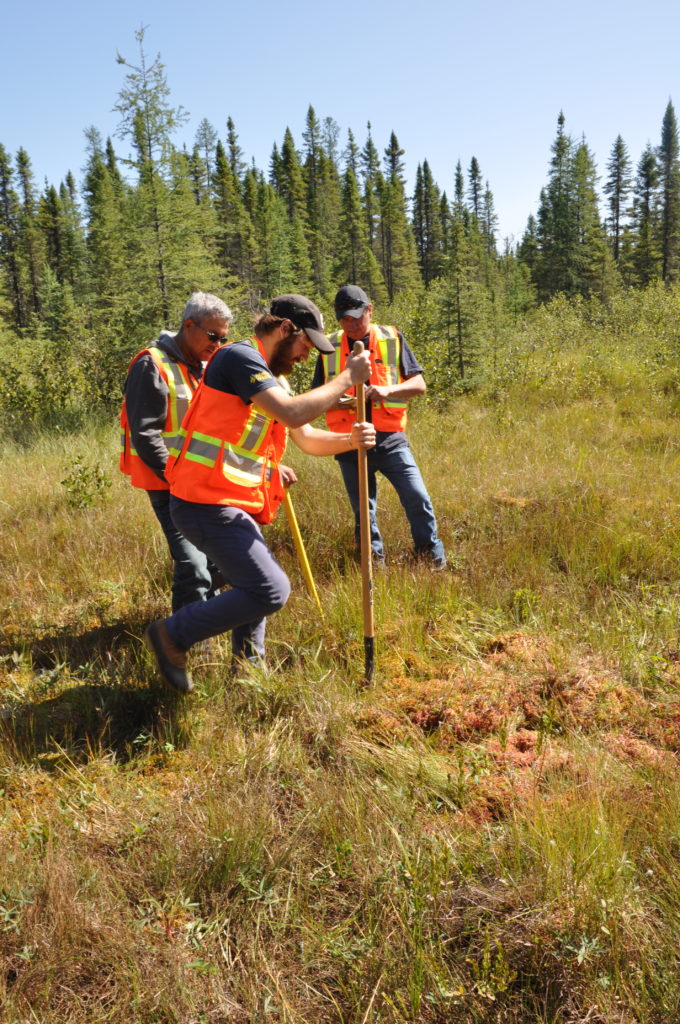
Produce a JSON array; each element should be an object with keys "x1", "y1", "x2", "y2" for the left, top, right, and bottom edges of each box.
[{"x1": 0, "y1": 28, "x2": 679, "y2": 425}]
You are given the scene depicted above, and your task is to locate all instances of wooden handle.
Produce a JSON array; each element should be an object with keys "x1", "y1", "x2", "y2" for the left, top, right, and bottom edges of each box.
[{"x1": 352, "y1": 340, "x2": 375, "y2": 682}]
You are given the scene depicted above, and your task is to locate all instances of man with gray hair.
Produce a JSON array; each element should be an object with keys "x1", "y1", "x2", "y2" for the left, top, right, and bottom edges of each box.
[{"x1": 120, "y1": 292, "x2": 233, "y2": 611}]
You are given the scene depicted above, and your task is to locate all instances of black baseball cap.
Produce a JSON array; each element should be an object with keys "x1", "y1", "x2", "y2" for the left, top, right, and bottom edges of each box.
[
  {"x1": 335, "y1": 284, "x2": 370, "y2": 321},
  {"x1": 270, "y1": 294, "x2": 334, "y2": 354}
]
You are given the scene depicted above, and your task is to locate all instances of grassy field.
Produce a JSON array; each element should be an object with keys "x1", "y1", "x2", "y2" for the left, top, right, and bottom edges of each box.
[{"x1": 2, "y1": 343, "x2": 680, "y2": 1022}]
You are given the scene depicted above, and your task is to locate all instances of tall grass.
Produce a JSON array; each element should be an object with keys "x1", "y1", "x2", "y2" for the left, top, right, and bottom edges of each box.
[{"x1": 2, "y1": 310, "x2": 680, "y2": 1022}]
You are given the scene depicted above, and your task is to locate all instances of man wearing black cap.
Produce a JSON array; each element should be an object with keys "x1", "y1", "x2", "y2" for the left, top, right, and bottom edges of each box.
[
  {"x1": 144, "y1": 294, "x2": 374, "y2": 693},
  {"x1": 312, "y1": 284, "x2": 446, "y2": 570}
]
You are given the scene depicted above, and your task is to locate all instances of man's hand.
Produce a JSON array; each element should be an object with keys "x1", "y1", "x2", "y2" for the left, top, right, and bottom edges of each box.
[
  {"x1": 346, "y1": 348, "x2": 371, "y2": 386},
  {"x1": 364, "y1": 384, "x2": 391, "y2": 405},
  {"x1": 350, "y1": 422, "x2": 376, "y2": 449},
  {"x1": 279, "y1": 464, "x2": 298, "y2": 488}
]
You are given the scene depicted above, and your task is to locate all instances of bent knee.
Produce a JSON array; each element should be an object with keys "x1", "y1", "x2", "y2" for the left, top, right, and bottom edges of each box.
[{"x1": 264, "y1": 573, "x2": 291, "y2": 614}]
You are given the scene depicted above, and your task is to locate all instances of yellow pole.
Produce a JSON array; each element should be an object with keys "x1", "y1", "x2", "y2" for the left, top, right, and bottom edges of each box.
[{"x1": 283, "y1": 490, "x2": 324, "y2": 618}]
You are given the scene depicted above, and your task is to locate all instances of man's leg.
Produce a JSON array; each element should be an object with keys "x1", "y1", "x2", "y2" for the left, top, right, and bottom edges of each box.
[
  {"x1": 375, "y1": 442, "x2": 446, "y2": 566},
  {"x1": 338, "y1": 456, "x2": 384, "y2": 560},
  {"x1": 146, "y1": 490, "x2": 212, "y2": 611},
  {"x1": 166, "y1": 499, "x2": 290, "y2": 659}
]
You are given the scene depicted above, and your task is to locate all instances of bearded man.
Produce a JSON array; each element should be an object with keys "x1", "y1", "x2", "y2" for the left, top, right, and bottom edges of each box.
[{"x1": 145, "y1": 294, "x2": 374, "y2": 693}]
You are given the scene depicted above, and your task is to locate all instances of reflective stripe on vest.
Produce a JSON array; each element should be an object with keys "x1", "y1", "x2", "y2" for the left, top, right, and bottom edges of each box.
[
  {"x1": 166, "y1": 337, "x2": 288, "y2": 523},
  {"x1": 321, "y1": 324, "x2": 408, "y2": 432},
  {"x1": 120, "y1": 346, "x2": 199, "y2": 490}
]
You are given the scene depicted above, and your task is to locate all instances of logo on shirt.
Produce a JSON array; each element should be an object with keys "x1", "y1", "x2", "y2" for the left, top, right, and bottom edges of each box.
[{"x1": 250, "y1": 371, "x2": 272, "y2": 383}]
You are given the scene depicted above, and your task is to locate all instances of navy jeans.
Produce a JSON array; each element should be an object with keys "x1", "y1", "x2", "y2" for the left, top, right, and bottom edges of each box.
[
  {"x1": 337, "y1": 438, "x2": 445, "y2": 563},
  {"x1": 165, "y1": 498, "x2": 291, "y2": 662},
  {"x1": 147, "y1": 490, "x2": 212, "y2": 613}
]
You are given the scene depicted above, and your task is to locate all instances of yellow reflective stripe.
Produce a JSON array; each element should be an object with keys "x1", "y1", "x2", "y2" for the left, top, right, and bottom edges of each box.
[
  {"x1": 324, "y1": 332, "x2": 342, "y2": 379},
  {"x1": 184, "y1": 431, "x2": 222, "y2": 467},
  {"x1": 375, "y1": 327, "x2": 400, "y2": 387},
  {"x1": 183, "y1": 430, "x2": 266, "y2": 479},
  {"x1": 237, "y1": 409, "x2": 269, "y2": 451},
  {"x1": 148, "y1": 347, "x2": 194, "y2": 432},
  {"x1": 222, "y1": 448, "x2": 265, "y2": 480}
]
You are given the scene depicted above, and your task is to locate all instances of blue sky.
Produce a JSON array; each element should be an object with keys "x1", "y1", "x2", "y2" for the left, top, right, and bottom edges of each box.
[{"x1": 4, "y1": 0, "x2": 679, "y2": 242}]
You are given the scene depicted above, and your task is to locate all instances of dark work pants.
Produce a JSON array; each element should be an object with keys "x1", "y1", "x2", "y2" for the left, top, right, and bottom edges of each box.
[
  {"x1": 165, "y1": 497, "x2": 291, "y2": 663},
  {"x1": 147, "y1": 489, "x2": 213, "y2": 613}
]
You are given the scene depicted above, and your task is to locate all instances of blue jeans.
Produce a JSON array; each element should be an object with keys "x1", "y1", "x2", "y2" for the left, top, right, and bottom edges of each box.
[
  {"x1": 165, "y1": 498, "x2": 291, "y2": 662},
  {"x1": 147, "y1": 490, "x2": 212, "y2": 613},
  {"x1": 338, "y1": 439, "x2": 445, "y2": 563}
]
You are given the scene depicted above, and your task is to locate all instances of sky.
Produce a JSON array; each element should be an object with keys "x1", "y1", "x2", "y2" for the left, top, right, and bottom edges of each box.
[{"x1": 4, "y1": 0, "x2": 680, "y2": 244}]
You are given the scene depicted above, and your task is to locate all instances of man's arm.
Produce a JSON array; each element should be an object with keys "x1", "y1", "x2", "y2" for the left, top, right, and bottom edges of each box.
[
  {"x1": 364, "y1": 332, "x2": 426, "y2": 405},
  {"x1": 125, "y1": 356, "x2": 169, "y2": 482},
  {"x1": 365, "y1": 373, "x2": 426, "y2": 405},
  {"x1": 252, "y1": 349, "x2": 371, "y2": 428},
  {"x1": 289, "y1": 421, "x2": 376, "y2": 456}
]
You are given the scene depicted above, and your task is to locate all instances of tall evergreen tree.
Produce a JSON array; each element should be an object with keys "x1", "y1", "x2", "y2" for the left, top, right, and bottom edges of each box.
[
  {"x1": 604, "y1": 135, "x2": 632, "y2": 263},
  {"x1": 467, "y1": 157, "x2": 482, "y2": 220},
  {"x1": 480, "y1": 182, "x2": 498, "y2": 256},
  {"x1": 657, "y1": 100, "x2": 680, "y2": 282},
  {"x1": 213, "y1": 139, "x2": 257, "y2": 294},
  {"x1": 377, "y1": 131, "x2": 420, "y2": 299},
  {"x1": 113, "y1": 27, "x2": 220, "y2": 325},
  {"x1": 631, "y1": 144, "x2": 661, "y2": 286},
  {"x1": 15, "y1": 147, "x2": 43, "y2": 315},
  {"x1": 194, "y1": 118, "x2": 218, "y2": 190},
  {"x1": 360, "y1": 123, "x2": 381, "y2": 249},
  {"x1": 412, "y1": 160, "x2": 444, "y2": 285},
  {"x1": 0, "y1": 145, "x2": 26, "y2": 326},
  {"x1": 226, "y1": 117, "x2": 247, "y2": 180},
  {"x1": 335, "y1": 165, "x2": 386, "y2": 301}
]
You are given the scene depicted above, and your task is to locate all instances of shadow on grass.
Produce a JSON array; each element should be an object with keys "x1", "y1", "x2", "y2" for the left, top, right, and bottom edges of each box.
[
  {"x1": 0, "y1": 618, "x2": 145, "y2": 670},
  {"x1": 0, "y1": 619, "x2": 191, "y2": 765},
  {"x1": 0, "y1": 681, "x2": 189, "y2": 766}
]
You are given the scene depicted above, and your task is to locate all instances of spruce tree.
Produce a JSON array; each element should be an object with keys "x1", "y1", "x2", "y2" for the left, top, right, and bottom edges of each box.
[
  {"x1": 0, "y1": 145, "x2": 26, "y2": 326},
  {"x1": 467, "y1": 157, "x2": 482, "y2": 220},
  {"x1": 213, "y1": 139, "x2": 257, "y2": 295},
  {"x1": 412, "y1": 160, "x2": 444, "y2": 285},
  {"x1": 335, "y1": 166, "x2": 386, "y2": 302},
  {"x1": 657, "y1": 100, "x2": 680, "y2": 282},
  {"x1": 534, "y1": 112, "x2": 575, "y2": 298},
  {"x1": 631, "y1": 144, "x2": 661, "y2": 286},
  {"x1": 226, "y1": 117, "x2": 247, "y2": 180},
  {"x1": 604, "y1": 135, "x2": 632, "y2": 263},
  {"x1": 360, "y1": 123, "x2": 381, "y2": 249},
  {"x1": 113, "y1": 28, "x2": 221, "y2": 327},
  {"x1": 15, "y1": 148, "x2": 44, "y2": 316},
  {"x1": 194, "y1": 118, "x2": 218, "y2": 190},
  {"x1": 377, "y1": 131, "x2": 420, "y2": 299}
]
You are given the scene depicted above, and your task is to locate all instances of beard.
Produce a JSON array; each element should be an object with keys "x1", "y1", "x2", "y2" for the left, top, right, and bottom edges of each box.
[{"x1": 269, "y1": 334, "x2": 300, "y2": 377}]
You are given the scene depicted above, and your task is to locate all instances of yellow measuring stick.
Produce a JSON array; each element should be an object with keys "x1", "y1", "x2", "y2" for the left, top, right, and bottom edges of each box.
[{"x1": 283, "y1": 489, "x2": 324, "y2": 618}]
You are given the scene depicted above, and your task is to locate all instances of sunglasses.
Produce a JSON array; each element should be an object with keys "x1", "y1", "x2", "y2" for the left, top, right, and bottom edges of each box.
[{"x1": 194, "y1": 323, "x2": 230, "y2": 345}]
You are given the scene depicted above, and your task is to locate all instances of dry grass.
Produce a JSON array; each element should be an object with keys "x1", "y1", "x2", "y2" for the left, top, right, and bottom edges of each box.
[{"x1": 1, "y1": 379, "x2": 680, "y2": 1022}]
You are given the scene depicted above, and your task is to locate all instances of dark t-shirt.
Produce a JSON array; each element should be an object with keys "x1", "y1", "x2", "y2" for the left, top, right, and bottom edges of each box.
[
  {"x1": 311, "y1": 327, "x2": 423, "y2": 460},
  {"x1": 204, "y1": 339, "x2": 282, "y2": 403}
]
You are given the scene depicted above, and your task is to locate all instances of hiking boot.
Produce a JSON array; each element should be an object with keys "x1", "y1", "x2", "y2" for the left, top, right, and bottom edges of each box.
[{"x1": 145, "y1": 619, "x2": 194, "y2": 693}]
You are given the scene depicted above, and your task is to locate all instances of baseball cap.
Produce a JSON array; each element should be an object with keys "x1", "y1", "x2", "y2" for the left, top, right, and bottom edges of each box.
[
  {"x1": 270, "y1": 294, "x2": 334, "y2": 354},
  {"x1": 335, "y1": 284, "x2": 370, "y2": 321}
]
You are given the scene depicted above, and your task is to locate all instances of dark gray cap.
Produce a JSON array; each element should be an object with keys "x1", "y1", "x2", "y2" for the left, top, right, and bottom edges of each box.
[
  {"x1": 270, "y1": 294, "x2": 333, "y2": 354},
  {"x1": 335, "y1": 284, "x2": 370, "y2": 320}
]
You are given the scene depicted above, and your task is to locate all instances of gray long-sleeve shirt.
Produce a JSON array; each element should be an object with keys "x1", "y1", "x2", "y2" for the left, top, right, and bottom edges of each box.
[{"x1": 123, "y1": 331, "x2": 203, "y2": 485}]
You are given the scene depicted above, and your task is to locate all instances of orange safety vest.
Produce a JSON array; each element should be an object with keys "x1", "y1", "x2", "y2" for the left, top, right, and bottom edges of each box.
[
  {"x1": 320, "y1": 324, "x2": 408, "y2": 433},
  {"x1": 165, "y1": 338, "x2": 288, "y2": 524},
  {"x1": 119, "y1": 346, "x2": 200, "y2": 491}
]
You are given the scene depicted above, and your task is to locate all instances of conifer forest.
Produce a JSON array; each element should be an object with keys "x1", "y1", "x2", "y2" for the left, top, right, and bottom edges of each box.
[{"x1": 2, "y1": 29, "x2": 680, "y2": 432}]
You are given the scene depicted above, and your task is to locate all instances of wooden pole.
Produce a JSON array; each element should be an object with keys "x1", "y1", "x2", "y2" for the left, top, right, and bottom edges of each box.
[{"x1": 352, "y1": 340, "x2": 375, "y2": 682}]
